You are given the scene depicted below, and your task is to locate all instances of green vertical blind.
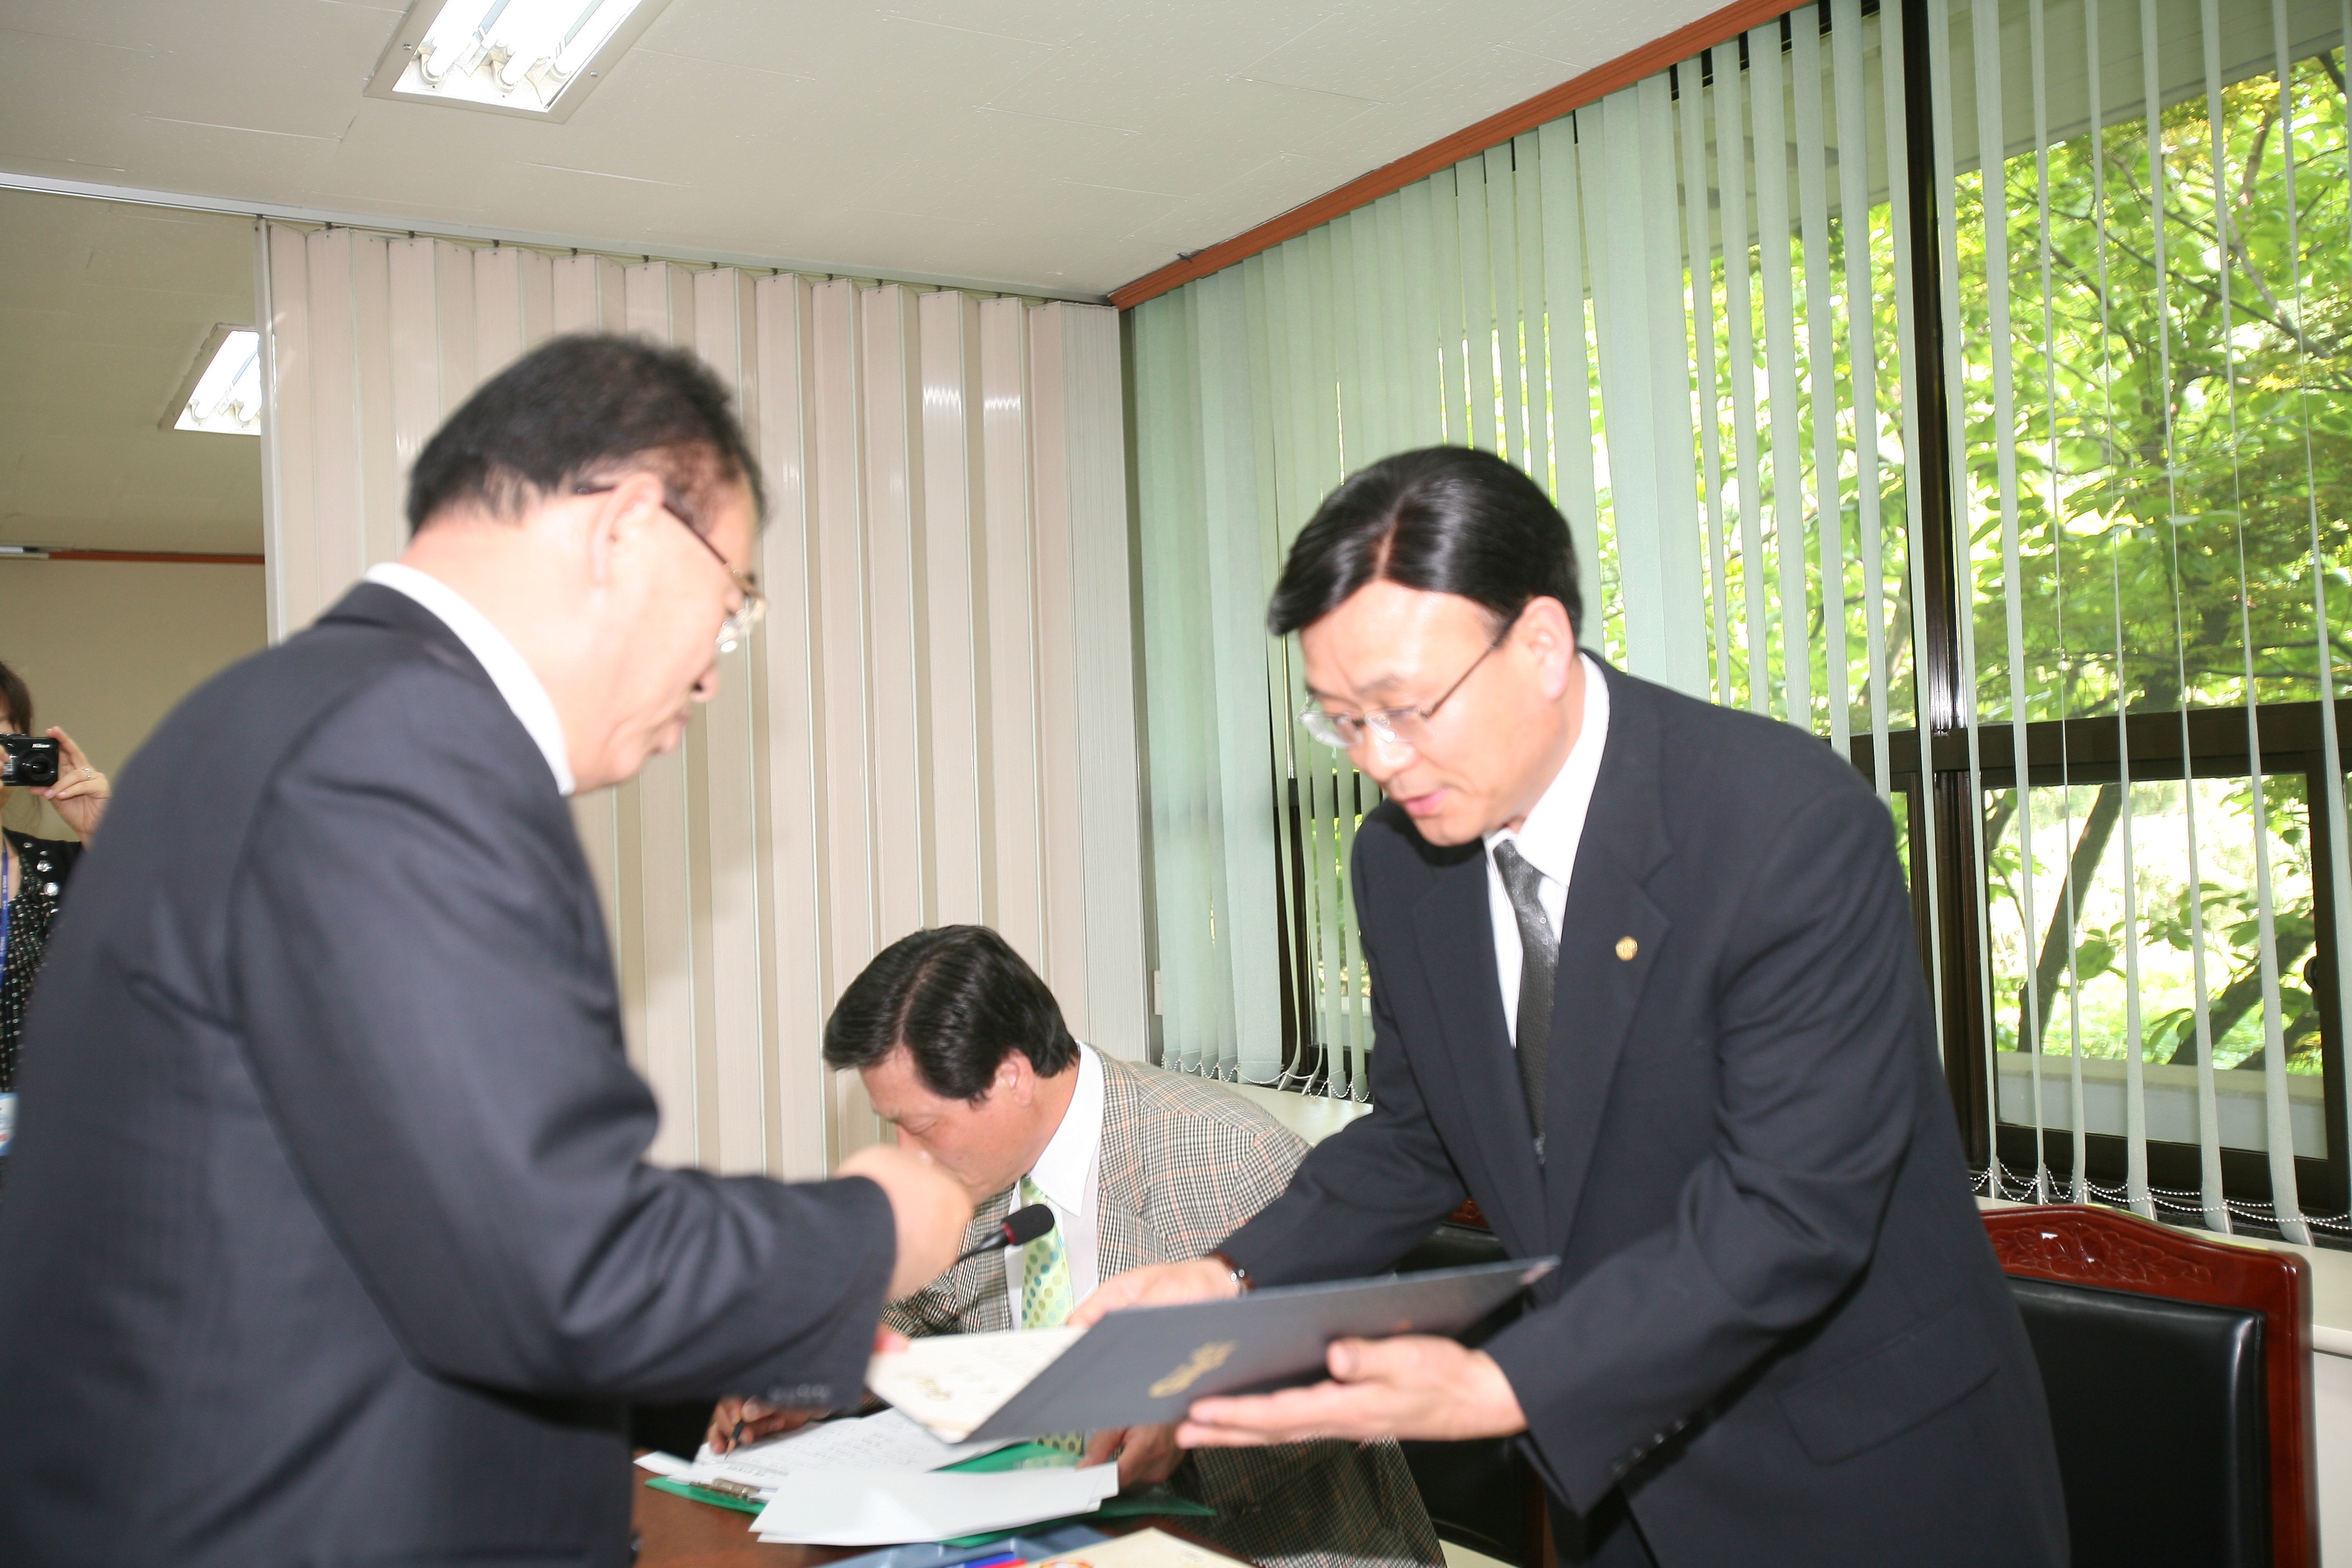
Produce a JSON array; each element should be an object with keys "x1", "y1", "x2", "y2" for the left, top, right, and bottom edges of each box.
[
  {"x1": 1937, "y1": 0, "x2": 2352, "y2": 1241},
  {"x1": 1131, "y1": 0, "x2": 1922, "y2": 1092}
]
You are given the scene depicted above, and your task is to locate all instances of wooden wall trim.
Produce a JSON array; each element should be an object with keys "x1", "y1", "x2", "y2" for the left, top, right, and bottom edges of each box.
[
  {"x1": 1107, "y1": 0, "x2": 1800, "y2": 311},
  {"x1": 21, "y1": 549, "x2": 266, "y2": 565}
]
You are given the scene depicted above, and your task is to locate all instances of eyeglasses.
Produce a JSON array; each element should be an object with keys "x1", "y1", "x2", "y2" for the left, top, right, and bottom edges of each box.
[
  {"x1": 574, "y1": 479, "x2": 768, "y2": 654},
  {"x1": 1299, "y1": 610, "x2": 1518, "y2": 753}
]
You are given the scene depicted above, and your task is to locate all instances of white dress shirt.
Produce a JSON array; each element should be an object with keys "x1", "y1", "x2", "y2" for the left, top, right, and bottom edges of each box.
[
  {"x1": 362, "y1": 563, "x2": 576, "y2": 797},
  {"x1": 1004, "y1": 1041, "x2": 1105, "y2": 1310},
  {"x1": 1483, "y1": 653, "x2": 1610, "y2": 1044}
]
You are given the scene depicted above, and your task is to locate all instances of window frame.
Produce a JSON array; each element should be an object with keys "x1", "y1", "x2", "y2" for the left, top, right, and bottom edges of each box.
[{"x1": 1866, "y1": 704, "x2": 2352, "y2": 1229}]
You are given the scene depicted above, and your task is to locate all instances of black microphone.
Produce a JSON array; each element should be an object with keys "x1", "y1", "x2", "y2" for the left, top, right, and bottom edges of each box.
[{"x1": 952, "y1": 1202, "x2": 1055, "y2": 1265}]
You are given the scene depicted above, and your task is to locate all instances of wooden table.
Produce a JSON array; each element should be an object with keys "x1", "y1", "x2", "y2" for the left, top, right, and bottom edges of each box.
[{"x1": 633, "y1": 1476, "x2": 835, "y2": 1567}]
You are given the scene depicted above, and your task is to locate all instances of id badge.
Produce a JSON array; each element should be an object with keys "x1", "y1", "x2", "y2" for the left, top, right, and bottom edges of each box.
[{"x1": 0, "y1": 1091, "x2": 15, "y2": 1157}]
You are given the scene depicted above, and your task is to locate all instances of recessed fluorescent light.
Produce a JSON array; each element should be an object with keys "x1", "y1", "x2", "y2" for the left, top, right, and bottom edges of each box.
[
  {"x1": 170, "y1": 327, "x2": 261, "y2": 437},
  {"x1": 366, "y1": 0, "x2": 674, "y2": 122}
]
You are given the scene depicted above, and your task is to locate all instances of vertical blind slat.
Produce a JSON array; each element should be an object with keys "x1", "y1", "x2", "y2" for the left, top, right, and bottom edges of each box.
[
  {"x1": 1539, "y1": 120, "x2": 1605, "y2": 593},
  {"x1": 2284, "y1": 0, "x2": 2352, "y2": 1234},
  {"x1": 1516, "y1": 134, "x2": 1554, "y2": 499},
  {"x1": 1793, "y1": 11, "x2": 1850, "y2": 758},
  {"x1": 1681, "y1": 63, "x2": 1733, "y2": 708},
  {"x1": 1878, "y1": 0, "x2": 1952, "y2": 1045},
  {"x1": 1717, "y1": 57, "x2": 1771, "y2": 716},
  {"x1": 1751, "y1": 27, "x2": 1811, "y2": 728},
  {"x1": 1833, "y1": 0, "x2": 1894, "y2": 800},
  {"x1": 1972, "y1": 0, "x2": 2049, "y2": 1194}
]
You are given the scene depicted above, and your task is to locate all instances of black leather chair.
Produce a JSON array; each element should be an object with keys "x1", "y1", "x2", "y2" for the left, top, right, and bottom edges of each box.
[
  {"x1": 1984, "y1": 1204, "x2": 2319, "y2": 1568},
  {"x1": 1392, "y1": 1207, "x2": 1548, "y2": 1568}
]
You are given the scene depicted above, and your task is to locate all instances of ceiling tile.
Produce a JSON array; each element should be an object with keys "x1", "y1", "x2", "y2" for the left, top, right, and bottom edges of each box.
[
  {"x1": 0, "y1": 189, "x2": 260, "y2": 552},
  {"x1": 1237, "y1": 5, "x2": 1497, "y2": 101}
]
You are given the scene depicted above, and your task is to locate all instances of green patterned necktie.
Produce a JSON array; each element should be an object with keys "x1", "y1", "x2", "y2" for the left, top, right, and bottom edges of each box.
[
  {"x1": 1016, "y1": 1175, "x2": 1084, "y2": 1454},
  {"x1": 1018, "y1": 1175, "x2": 1075, "y2": 1329}
]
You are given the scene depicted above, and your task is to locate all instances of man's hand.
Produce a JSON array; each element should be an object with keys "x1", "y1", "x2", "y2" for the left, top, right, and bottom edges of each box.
[
  {"x1": 1178, "y1": 1336, "x2": 1527, "y2": 1447},
  {"x1": 839, "y1": 1145, "x2": 975, "y2": 1298},
  {"x1": 712, "y1": 1328, "x2": 906, "y2": 1455},
  {"x1": 707, "y1": 1396, "x2": 819, "y2": 1455},
  {"x1": 1069, "y1": 1257, "x2": 1237, "y2": 1328},
  {"x1": 1082, "y1": 1423, "x2": 1185, "y2": 1487}
]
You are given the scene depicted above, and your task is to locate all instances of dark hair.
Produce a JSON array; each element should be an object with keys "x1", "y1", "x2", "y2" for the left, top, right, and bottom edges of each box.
[
  {"x1": 404, "y1": 333, "x2": 765, "y2": 534},
  {"x1": 1265, "y1": 446, "x2": 1581, "y2": 638},
  {"x1": 822, "y1": 926, "x2": 1079, "y2": 1101},
  {"x1": 0, "y1": 660, "x2": 30, "y2": 734}
]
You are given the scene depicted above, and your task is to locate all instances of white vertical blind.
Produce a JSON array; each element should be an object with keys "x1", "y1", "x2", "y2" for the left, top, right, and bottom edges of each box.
[
  {"x1": 1940, "y1": 0, "x2": 2348, "y2": 1241},
  {"x1": 1126, "y1": 0, "x2": 2348, "y2": 1237},
  {"x1": 258, "y1": 227, "x2": 1147, "y2": 1174},
  {"x1": 1132, "y1": 7, "x2": 1921, "y2": 1098}
]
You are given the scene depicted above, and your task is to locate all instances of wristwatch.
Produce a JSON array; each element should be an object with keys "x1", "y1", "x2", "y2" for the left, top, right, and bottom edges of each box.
[{"x1": 1205, "y1": 1249, "x2": 1255, "y2": 1294}]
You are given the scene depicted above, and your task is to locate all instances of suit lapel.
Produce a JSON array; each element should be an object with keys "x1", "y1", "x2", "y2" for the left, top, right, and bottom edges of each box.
[
  {"x1": 1542, "y1": 663, "x2": 1672, "y2": 1243},
  {"x1": 1410, "y1": 855, "x2": 1547, "y2": 1245}
]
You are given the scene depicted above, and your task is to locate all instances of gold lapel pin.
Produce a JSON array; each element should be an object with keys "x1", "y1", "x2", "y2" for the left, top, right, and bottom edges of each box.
[{"x1": 1615, "y1": 935, "x2": 1639, "y2": 962}]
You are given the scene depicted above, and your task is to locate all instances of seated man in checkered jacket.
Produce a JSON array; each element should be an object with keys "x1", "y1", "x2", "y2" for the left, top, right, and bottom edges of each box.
[{"x1": 712, "y1": 923, "x2": 1443, "y2": 1568}]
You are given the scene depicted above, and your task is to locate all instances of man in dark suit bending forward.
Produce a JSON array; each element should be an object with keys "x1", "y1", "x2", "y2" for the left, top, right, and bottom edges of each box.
[
  {"x1": 1076, "y1": 447, "x2": 2066, "y2": 1567},
  {"x1": 0, "y1": 335, "x2": 971, "y2": 1567}
]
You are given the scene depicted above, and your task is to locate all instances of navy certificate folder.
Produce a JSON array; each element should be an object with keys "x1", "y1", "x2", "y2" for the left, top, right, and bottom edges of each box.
[{"x1": 964, "y1": 1257, "x2": 1556, "y2": 1444}]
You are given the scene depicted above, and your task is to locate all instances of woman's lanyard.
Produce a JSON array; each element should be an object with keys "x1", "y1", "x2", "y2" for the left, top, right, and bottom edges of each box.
[{"x1": 1, "y1": 836, "x2": 14, "y2": 1157}]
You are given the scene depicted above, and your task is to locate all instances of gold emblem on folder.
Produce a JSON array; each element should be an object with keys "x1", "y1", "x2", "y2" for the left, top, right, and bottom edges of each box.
[
  {"x1": 1615, "y1": 936, "x2": 1639, "y2": 961},
  {"x1": 1149, "y1": 1341, "x2": 1237, "y2": 1397}
]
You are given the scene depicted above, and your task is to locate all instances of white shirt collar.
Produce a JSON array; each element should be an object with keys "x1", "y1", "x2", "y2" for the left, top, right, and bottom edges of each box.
[
  {"x1": 1025, "y1": 1041, "x2": 1104, "y2": 1215},
  {"x1": 363, "y1": 562, "x2": 576, "y2": 796},
  {"x1": 1483, "y1": 651, "x2": 1610, "y2": 886}
]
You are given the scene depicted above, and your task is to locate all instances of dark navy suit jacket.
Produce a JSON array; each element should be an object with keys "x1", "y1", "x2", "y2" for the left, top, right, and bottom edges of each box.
[
  {"x1": 0, "y1": 584, "x2": 894, "y2": 1567},
  {"x1": 1219, "y1": 662, "x2": 2068, "y2": 1566}
]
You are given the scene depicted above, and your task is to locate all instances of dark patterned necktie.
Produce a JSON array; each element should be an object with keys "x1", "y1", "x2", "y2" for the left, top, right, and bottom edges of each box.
[{"x1": 1492, "y1": 840, "x2": 1556, "y2": 1154}]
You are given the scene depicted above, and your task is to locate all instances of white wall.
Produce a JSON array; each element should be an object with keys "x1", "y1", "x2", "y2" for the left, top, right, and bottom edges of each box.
[
  {"x1": 258, "y1": 226, "x2": 1148, "y2": 1179},
  {"x1": 0, "y1": 559, "x2": 267, "y2": 838}
]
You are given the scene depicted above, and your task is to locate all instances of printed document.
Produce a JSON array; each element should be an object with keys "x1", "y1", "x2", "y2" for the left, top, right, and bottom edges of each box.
[
  {"x1": 679, "y1": 1407, "x2": 1011, "y2": 1496},
  {"x1": 866, "y1": 1326, "x2": 1087, "y2": 1443}
]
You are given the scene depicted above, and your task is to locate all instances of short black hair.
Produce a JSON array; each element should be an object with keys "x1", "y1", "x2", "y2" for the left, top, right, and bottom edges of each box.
[
  {"x1": 404, "y1": 333, "x2": 765, "y2": 534},
  {"x1": 822, "y1": 926, "x2": 1079, "y2": 1101},
  {"x1": 0, "y1": 660, "x2": 30, "y2": 733},
  {"x1": 1265, "y1": 446, "x2": 1581, "y2": 638}
]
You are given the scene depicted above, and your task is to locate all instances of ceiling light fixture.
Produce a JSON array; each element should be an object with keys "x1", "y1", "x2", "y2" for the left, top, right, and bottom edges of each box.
[
  {"x1": 365, "y1": 0, "x2": 673, "y2": 121},
  {"x1": 169, "y1": 327, "x2": 262, "y2": 437}
]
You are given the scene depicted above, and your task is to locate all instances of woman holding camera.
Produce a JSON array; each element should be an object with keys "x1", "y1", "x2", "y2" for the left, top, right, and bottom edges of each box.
[{"x1": 2, "y1": 660, "x2": 109, "y2": 1168}]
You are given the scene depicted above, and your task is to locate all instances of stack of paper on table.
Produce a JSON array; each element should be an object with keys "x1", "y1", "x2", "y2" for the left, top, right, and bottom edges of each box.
[
  {"x1": 750, "y1": 1464, "x2": 1121, "y2": 1545},
  {"x1": 657, "y1": 1408, "x2": 1013, "y2": 1499},
  {"x1": 632, "y1": 1403, "x2": 1123, "y2": 1545}
]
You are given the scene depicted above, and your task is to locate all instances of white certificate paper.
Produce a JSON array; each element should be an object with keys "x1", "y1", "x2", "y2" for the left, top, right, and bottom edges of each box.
[{"x1": 866, "y1": 1326, "x2": 1088, "y2": 1443}]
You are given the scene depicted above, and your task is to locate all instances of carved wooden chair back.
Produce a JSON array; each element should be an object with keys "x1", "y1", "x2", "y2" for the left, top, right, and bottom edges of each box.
[{"x1": 1984, "y1": 1202, "x2": 2317, "y2": 1568}]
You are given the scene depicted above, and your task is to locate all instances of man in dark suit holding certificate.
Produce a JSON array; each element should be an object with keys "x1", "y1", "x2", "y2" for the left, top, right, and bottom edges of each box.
[
  {"x1": 1077, "y1": 448, "x2": 2066, "y2": 1567},
  {"x1": 0, "y1": 335, "x2": 971, "y2": 1568}
]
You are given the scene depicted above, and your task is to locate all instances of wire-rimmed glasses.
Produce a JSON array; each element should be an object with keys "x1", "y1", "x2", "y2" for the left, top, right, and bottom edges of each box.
[
  {"x1": 1298, "y1": 608, "x2": 1517, "y2": 752},
  {"x1": 573, "y1": 479, "x2": 767, "y2": 653}
]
